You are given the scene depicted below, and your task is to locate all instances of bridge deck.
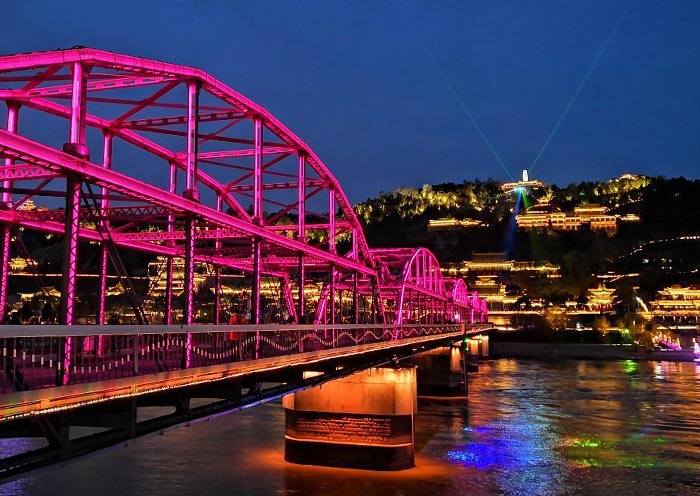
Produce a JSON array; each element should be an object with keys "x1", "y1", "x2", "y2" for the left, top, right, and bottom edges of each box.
[{"x1": 1, "y1": 323, "x2": 490, "y2": 421}]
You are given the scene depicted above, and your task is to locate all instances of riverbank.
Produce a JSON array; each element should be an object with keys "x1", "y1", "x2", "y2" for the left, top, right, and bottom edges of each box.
[{"x1": 490, "y1": 342, "x2": 696, "y2": 362}]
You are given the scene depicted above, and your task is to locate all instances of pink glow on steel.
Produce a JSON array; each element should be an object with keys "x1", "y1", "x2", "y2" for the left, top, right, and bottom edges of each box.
[
  {"x1": 298, "y1": 153, "x2": 306, "y2": 241},
  {"x1": 185, "y1": 80, "x2": 199, "y2": 194},
  {"x1": 2, "y1": 102, "x2": 19, "y2": 203},
  {"x1": 97, "y1": 132, "x2": 112, "y2": 328},
  {"x1": 281, "y1": 278, "x2": 298, "y2": 324},
  {"x1": 184, "y1": 216, "x2": 195, "y2": 326},
  {"x1": 184, "y1": 215, "x2": 195, "y2": 366},
  {"x1": 298, "y1": 254, "x2": 305, "y2": 321},
  {"x1": 372, "y1": 248, "x2": 447, "y2": 325},
  {"x1": 165, "y1": 256, "x2": 174, "y2": 325},
  {"x1": 58, "y1": 177, "x2": 81, "y2": 385},
  {"x1": 253, "y1": 117, "x2": 263, "y2": 223},
  {"x1": 0, "y1": 48, "x2": 482, "y2": 344},
  {"x1": 68, "y1": 62, "x2": 87, "y2": 146},
  {"x1": 214, "y1": 193, "x2": 224, "y2": 324},
  {"x1": 60, "y1": 177, "x2": 81, "y2": 325},
  {"x1": 0, "y1": 226, "x2": 10, "y2": 323},
  {"x1": 0, "y1": 102, "x2": 19, "y2": 322},
  {"x1": 328, "y1": 188, "x2": 336, "y2": 253},
  {"x1": 251, "y1": 236, "x2": 262, "y2": 325},
  {"x1": 62, "y1": 336, "x2": 72, "y2": 386},
  {"x1": 329, "y1": 266, "x2": 336, "y2": 324}
]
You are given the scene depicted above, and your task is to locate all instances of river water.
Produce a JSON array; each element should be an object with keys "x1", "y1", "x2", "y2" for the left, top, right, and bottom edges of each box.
[{"x1": 4, "y1": 358, "x2": 700, "y2": 495}]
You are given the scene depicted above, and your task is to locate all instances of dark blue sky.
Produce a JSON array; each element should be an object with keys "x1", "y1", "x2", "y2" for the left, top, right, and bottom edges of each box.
[{"x1": 4, "y1": 0, "x2": 700, "y2": 203}]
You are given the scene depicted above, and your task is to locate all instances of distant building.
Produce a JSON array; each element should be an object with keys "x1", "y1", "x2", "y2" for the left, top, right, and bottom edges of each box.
[
  {"x1": 516, "y1": 200, "x2": 636, "y2": 233},
  {"x1": 16, "y1": 199, "x2": 36, "y2": 211},
  {"x1": 585, "y1": 284, "x2": 615, "y2": 312},
  {"x1": 148, "y1": 256, "x2": 208, "y2": 296},
  {"x1": 427, "y1": 217, "x2": 484, "y2": 231},
  {"x1": 650, "y1": 285, "x2": 700, "y2": 324},
  {"x1": 442, "y1": 252, "x2": 559, "y2": 278},
  {"x1": 8, "y1": 256, "x2": 38, "y2": 272},
  {"x1": 442, "y1": 252, "x2": 559, "y2": 314},
  {"x1": 501, "y1": 169, "x2": 544, "y2": 194}
]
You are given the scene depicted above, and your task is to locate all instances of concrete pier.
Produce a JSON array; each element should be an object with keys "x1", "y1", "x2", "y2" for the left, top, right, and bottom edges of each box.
[
  {"x1": 405, "y1": 346, "x2": 464, "y2": 396},
  {"x1": 283, "y1": 367, "x2": 417, "y2": 470}
]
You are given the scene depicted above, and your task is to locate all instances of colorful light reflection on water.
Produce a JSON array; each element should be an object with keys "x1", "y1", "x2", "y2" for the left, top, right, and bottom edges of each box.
[{"x1": 420, "y1": 359, "x2": 700, "y2": 494}]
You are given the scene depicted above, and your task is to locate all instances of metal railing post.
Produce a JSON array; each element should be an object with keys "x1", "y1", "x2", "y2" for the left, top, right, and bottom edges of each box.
[{"x1": 133, "y1": 333, "x2": 139, "y2": 375}]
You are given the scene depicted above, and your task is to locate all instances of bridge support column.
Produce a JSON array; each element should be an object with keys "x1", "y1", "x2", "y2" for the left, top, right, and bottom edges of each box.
[
  {"x1": 371, "y1": 277, "x2": 379, "y2": 324},
  {"x1": 165, "y1": 162, "x2": 177, "y2": 325},
  {"x1": 0, "y1": 225, "x2": 10, "y2": 323},
  {"x1": 0, "y1": 101, "x2": 20, "y2": 323},
  {"x1": 352, "y1": 271, "x2": 359, "y2": 324},
  {"x1": 214, "y1": 194, "x2": 223, "y2": 325},
  {"x1": 183, "y1": 216, "x2": 195, "y2": 326},
  {"x1": 283, "y1": 367, "x2": 417, "y2": 471},
  {"x1": 214, "y1": 266, "x2": 221, "y2": 324},
  {"x1": 97, "y1": 245, "x2": 108, "y2": 325},
  {"x1": 297, "y1": 253, "x2": 305, "y2": 323},
  {"x1": 165, "y1": 256, "x2": 174, "y2": 325},
  {"x1": 466, "y1": 335, "x2": 489, "y2": 358},
  {"x1": 183, "y1": 215, "x2": 195, "y2": 368},
  {"x1": 96, "y1": 132, "x2": 112, "y2": 356},
  {"x1": 252, "y1": 236, "x2": 261, "y2": 358},
  {"x1": 328, "y1": 265, "x2": 335, "y2": 325},
  {"x1": 96, "y1": 242, "x2": 109, "y2": 356},
  {"x1": 251, "y1": 237, "x2": 261, "y2": 326},
  {"x1": 57, "y1": 176, "x2": 81, "y2": 385},
  {"x1": 405, "y1": 346, "x2": 467, "y2": 396}
]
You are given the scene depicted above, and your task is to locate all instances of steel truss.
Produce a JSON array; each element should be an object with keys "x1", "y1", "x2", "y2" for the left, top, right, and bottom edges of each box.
[{"x1": 0, "y1": 47, "x2": 486, "y2": 329}]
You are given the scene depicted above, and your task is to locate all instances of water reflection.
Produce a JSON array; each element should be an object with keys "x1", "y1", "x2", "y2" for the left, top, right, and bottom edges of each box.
[{"x1": 4, "y1": 359, "x2": 700, "y2": 495}]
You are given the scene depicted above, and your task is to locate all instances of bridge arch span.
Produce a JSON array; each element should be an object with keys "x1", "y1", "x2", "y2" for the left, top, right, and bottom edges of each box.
[
  {"x1": 0, "y1": 47, "x2": 486, "y2": 329},
  {"x1": 445, "y1": 278, "x2": 469, "y2": 323},
  {"x1": 371, "y1": 247, "x2": 444, "y2": 325}
]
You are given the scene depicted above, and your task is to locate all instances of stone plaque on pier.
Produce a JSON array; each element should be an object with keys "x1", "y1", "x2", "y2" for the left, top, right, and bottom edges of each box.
[{"x1": 283, "y1": 367, "x2": 417, "y2": 470}]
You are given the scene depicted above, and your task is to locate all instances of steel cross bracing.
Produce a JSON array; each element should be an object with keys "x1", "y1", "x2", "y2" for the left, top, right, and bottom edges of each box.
[{"x1": 0, "y1": 47, "x2": 487, "y2": 329}]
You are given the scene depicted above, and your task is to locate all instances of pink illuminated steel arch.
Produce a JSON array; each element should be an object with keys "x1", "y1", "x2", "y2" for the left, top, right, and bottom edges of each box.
[
  {"x1": 0, "y1": 47, "x2": 376, "y2": 329},
  {"x1": 0, "y1": 47, "x2": 485, "y2": 382},
  {"x1": 371, "y1": 247, "x2": 447, "y2": 325},
  {"x1": 444, "y1": 278, "x2": 469, "y2": 323},
  {"x1": 468, "y1": 292, "x2": 489, "y2": 324}
]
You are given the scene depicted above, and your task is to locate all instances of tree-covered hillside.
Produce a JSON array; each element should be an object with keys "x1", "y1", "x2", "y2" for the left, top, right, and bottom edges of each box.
[{"x1": 354, "y1": 175, "x2": 700, "y2": 282}]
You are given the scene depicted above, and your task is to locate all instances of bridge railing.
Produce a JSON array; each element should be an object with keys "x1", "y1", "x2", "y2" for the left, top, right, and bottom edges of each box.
[{"x1": 0, "y1": 323, "x2": 489, "y2": 394}]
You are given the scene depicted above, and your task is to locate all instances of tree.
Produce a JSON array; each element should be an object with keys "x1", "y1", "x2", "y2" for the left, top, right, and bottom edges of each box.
[
  {"x1": 544, "y1": 305, "x2": 567, "y2": 331},
  {"x1": 616, "y1": 311, "x2": 653, "y2": 347},
  {"x1": 612, "y1": 281, "x2": 637, "y2": 314},
  {"x1": 592, "y1": 315, "x2": 611, "y2": 334}
]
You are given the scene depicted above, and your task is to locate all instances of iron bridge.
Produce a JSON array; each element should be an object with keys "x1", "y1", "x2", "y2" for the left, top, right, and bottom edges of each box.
[{"x1": 0, "y1": 47, "x2": 491, "y2": 479}]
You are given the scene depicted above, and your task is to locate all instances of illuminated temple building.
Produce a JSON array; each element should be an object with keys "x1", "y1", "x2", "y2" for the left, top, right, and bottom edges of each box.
[
  {"x1": 427, "y1": 217, "x2": 484, "y2": 231},
  {"x1": 442, "y1": 252, "x2": 560, "y2": 278},
  {"x1": 650, "y1": 285, "x2": 700, "y2": 324},
  {"x1": 515, "y1": 201, "x2": 634, "y2": 232},
  {"x1": 442, "y1": 252, "x2": 560, "y2": 311},
  {"x1": 584, "y1": 284, "x2": 615, "y2": 312}
]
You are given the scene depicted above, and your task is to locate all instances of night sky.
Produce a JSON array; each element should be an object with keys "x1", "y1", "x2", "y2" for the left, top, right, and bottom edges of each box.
[{"x1": 3, "y1": 0, "x2": 700, "y2": 203}]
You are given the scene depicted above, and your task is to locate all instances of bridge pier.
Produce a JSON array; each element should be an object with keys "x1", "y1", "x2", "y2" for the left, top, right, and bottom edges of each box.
[
  {"x1": 405, "y1": 344, "x2": 468, "y2": 396},
  {"x1": 404, "y1": 335, "x2": 489, "y2": 397},
  {"x1": 283, "y1": 367, "x2": 417, "y2": 471}
]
